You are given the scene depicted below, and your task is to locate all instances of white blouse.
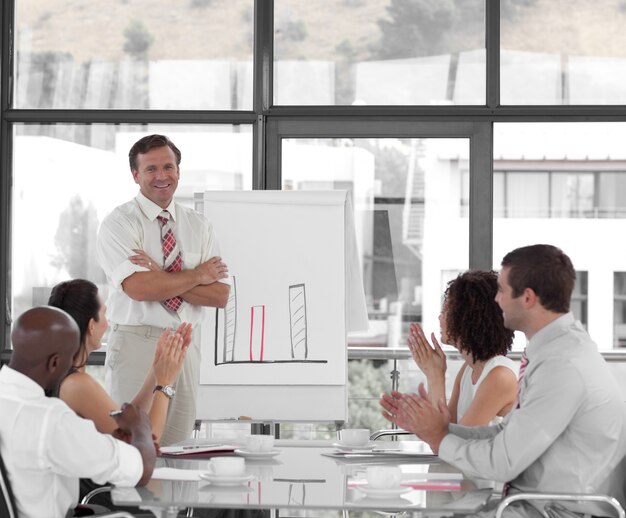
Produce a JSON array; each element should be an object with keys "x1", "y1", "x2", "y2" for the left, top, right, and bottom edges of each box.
[{"x1": 456, "y1": 355, "x2": 517, "y2": 424}]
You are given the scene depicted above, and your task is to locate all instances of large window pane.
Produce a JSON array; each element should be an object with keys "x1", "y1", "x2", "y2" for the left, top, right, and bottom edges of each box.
[
  {"x1": 493, "y1": 123, "x2": 626, "y2": 350},
  {"x1": 281, "y1": 137, "x2": 469, "y2": 347},
  {"x1": 15, "y1": 1, "x2": 253, "y2": 109},
  {"x1": 274, "y1": 0, "x2": 485, "y2": 105},
  {"x1": 505, "y1": 173, "x2": 549, "y2": 218},
  {"x1": 12, "y1": 125, "x2": 252, "y2": 323},
  {"x1": 501, "y1": 0, "x2": 626, "y2": 105},
  {"x1": 281, "y1": 137, "x2": 469, "y2": 430}
]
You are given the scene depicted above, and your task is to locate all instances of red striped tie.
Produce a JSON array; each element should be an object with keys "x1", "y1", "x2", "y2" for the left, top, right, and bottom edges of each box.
[
  {"x1": 157, "y1": 211, "x2": 183, "y2": 313},
  {"x1": 516, "y1": 350, "x2": 529, "y2": 409}
]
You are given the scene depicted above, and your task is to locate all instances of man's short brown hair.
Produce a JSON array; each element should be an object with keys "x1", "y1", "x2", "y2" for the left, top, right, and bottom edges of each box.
[
  {"x1": 501, "y1": 244, "x2": 575, "y2": 313},
  {"x1": 128, "y1": 134, "x2": 181, "y2": 171}
]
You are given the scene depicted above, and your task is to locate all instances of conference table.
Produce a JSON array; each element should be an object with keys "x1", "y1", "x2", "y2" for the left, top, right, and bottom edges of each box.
[{"x1": 111, "y1": 439, "x2": 493, "y2": 518}]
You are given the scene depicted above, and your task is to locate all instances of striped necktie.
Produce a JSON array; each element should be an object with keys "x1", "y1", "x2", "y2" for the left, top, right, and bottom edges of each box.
[
  {"x1": 157, "y1": 210, "x2": 183, "y2": 313},
  {"x1": 516, "y1": 349, "x2": 529, "y2": 409}
]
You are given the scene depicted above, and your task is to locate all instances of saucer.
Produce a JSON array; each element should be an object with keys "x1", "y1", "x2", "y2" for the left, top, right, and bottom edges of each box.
[
  {"x1": 199, "y1": 472, "x2": 255, "y2": 487},
  {"x1": 235, "y1": 448, "x2": 281, "y2": 459},
  {"x1": 333, "y1": 441, "x2": 376, "y2": 451},
  {"x1": 356, "y1": 485, "x2": 412, "y2": 498}
]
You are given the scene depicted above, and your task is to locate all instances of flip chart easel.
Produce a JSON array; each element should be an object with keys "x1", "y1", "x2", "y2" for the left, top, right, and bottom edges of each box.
[{"x1": 195, "y1": 190, "x2": 368, "y2": 422}]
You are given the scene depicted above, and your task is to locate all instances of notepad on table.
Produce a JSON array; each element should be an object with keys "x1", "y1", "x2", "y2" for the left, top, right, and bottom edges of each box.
[
  {"x1": 323, "y1": 451, "x2": 439, "y2": 462},
  {"x1": 159, "y1": 443, "x2": 237, "y2": 456}
]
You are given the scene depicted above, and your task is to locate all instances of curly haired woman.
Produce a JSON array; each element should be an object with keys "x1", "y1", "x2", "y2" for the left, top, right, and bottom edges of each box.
[{"x1": 409, "y1": 270, "x2": 517, "y2": 426}]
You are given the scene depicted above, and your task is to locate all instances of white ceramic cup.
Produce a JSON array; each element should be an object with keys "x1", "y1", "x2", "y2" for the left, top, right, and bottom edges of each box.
[
  {"x1": 246, "y1": 434, "x2": 275, "y2": 452},
  {"x1": 341, "y1": 428, "x2": 370, "y2": 447},
  {"x1": 211, "y1": 456, "x2": 245, "y2": 477},
  {"x1": 366, "y1": 466, "x2": 402, "y2": 489}
]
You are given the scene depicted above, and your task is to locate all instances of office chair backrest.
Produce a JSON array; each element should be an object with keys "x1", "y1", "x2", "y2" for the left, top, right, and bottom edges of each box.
[{"x1": 0, "y1": 448, "x2": 18, "y2": 518}]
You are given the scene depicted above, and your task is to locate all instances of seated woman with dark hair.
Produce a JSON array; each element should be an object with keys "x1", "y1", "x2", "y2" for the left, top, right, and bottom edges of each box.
[
  {"x1": 48, "y1": 278, "x2": 191, "y2": 442},
  {"x1": 409, "y1": 270, "x2": 517, "y2": 426}
]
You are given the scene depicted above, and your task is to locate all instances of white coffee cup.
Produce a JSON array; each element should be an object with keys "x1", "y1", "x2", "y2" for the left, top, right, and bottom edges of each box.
[
  {"x1": 366, "y1": 466, "x2": 402, "y2": 489},
  {"x1": 246, "y1": 434, "x2": 275, "y2": 452},
  {"x1": 210, "y1": 456, "x2": 245, "y2": 477},
  {"x1": 341, "y1": 428, "x2": 370, "y2": 447}
]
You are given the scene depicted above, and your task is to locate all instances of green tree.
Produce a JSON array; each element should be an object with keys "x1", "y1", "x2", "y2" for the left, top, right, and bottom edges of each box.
[
  {"x1": 371, "y1": 0, "x2": 536, "y2": 60},
  {"x1": 123, "y1": 19, "x2": 154, "y2": 60},
  {"x1": 348, "y1": 359, "x2": 394, "y2": 430},
  {"x1": 22, "y1": 51, "x2": 73, "y2": 108},
  {"x1": 371, "y1": 0, "x2": 455, "y2": 59}
]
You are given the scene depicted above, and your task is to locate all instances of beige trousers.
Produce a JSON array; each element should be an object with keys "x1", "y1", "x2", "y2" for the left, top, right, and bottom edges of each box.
[{"x1": 104, "y1": 324, "x2": 199, "y2": 446}]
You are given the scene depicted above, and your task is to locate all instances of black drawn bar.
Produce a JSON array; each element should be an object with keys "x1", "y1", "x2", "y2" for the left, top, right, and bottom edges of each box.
[
  {"x1": 289, "y1": 283, "x2": 308, "y2": 359},
  {"x1": 223, "y1": 276, "x2": 237, "y2": 362}
]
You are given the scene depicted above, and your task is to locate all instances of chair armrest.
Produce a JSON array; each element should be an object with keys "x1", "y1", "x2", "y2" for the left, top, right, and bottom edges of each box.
[
  {"x1": 369, "y1": 429, "x2": 413, "y2": 441},
  {"x1": 496, "y1": 492, "x2": 625, "y2": 518},
  {"x1": 81, "y1": 485, "x2": 114, "y2": 505}
]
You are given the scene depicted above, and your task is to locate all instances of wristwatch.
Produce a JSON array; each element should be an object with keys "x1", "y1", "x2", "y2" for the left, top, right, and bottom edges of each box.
[{"x1": 153, "y1": 384, "x2": 176, "y2": 399}]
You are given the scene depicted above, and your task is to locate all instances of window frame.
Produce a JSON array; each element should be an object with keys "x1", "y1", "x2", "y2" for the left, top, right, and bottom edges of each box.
[{"x1": 4, "y1": 0, "x2": 626, "y2": 360}]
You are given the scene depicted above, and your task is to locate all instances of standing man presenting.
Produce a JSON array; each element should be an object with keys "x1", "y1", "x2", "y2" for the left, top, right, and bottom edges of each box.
[
  {"x1": 97, "y1": 134, "x2": 229, "y2": 445},
  {"x1": 381, "y1": 244, "x2": 626, "y2": 516}
]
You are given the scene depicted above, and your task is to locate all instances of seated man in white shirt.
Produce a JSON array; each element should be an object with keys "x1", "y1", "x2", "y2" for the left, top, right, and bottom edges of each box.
[
  {"x1": 381, "y1": 244, "x2": 626, "y2": 517},
  {"x1": 0, "y1": 306, "x2": 156, "y2": 518}
]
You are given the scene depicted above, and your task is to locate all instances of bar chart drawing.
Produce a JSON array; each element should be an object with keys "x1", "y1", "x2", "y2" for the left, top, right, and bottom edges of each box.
[
  {"x1": 199, "y1": 190, "x2": 369, "y2": 419},
  {"x1": 289, "y1": 283, "x2": 308, "y2": 359},
  {"x1": 222, "y1": 276, "x2": 237, "y2": 363},
  {"x1": 212, "y1": 281, "x2": 324, "y2": 365}
]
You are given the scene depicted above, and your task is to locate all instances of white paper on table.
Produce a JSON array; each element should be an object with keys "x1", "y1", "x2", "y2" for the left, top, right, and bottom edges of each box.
[
  {"x1": 111, "y1": 487, "x2": 142, "y2": 503},
  {"x1": 151, "y1": 467, "x2": 208, "y2": 481}
]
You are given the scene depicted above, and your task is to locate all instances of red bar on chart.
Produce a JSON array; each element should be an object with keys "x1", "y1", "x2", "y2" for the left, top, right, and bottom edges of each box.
[{"x1": 249, "y1": 305, "x2": 265, "y2": 361}]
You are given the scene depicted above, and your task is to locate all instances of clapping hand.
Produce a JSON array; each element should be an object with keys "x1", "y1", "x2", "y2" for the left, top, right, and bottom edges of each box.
[
  {"x1": 152, "y1": 324, "x2": 192, "y2": 386},
  {"x1": 408, "y1": 323, "x2": 447, "y2": 378}
]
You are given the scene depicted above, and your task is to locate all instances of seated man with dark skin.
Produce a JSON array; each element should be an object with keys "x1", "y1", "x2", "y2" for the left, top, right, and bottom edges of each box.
[{"x1": 0, "y1": 306, "x2": 156, "y2": 518}]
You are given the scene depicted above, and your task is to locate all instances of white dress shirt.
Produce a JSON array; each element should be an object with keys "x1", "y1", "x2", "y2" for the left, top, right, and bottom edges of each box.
[
  {"x1": 0, "y1": 366, "x2": 143, "y2": 518},
  {"x1": 96, "y1": 192, "x2": 226, "y2": 328},
  {"x1": 439, "y1": 313, "x2": 626, "y2": 505}
]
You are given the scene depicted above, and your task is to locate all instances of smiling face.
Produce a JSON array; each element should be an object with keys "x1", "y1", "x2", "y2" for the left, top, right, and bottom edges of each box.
[{"x1": 132, "y1": 145, "x2": 180, "y2": 208}]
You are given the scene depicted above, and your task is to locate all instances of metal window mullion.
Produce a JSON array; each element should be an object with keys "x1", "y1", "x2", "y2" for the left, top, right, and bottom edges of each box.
[
  {"x1": 253, "y1": 0, "x2": 273, "y2": 114},
  {"x1": 469, "y1": 121, "x2": 494, "y2": 269},
  {"x1": 2, "y1": 109, "x2": 257, "y2": 125},
  {"x1": 486, "y1": 0, "x2": 500, "y2": 108},
  {"x1": 0, "y1": 0, "x2": 14, "y2": 354},
  {"x1": 265, "y1": 117, "x2": 281, "y2": 189},
  {"x1": 268, "y1": 118, "x2": 477, "y2": 138},
  {"x1": 253, "y1": 0, "x2": 274, "y2": 191}
]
